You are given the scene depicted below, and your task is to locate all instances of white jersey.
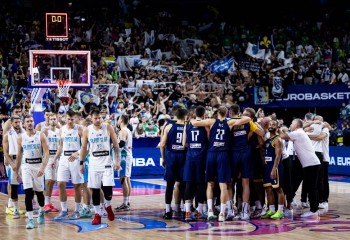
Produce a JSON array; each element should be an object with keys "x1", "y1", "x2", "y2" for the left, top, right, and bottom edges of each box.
[
  {"x1": 22, "y1": 131, "x2": 42, "y2": 170},
  {"x1": 38, "y1": 121, "x2": 50, "y2": 130},
  {"x1": 88, "y1": 124, "x2": 112, "y2": 170},
  {"x1": 47, "y1": 128, "x2": 60, "y2": 156},
  {"x1": 120, "y1": 127, "x2": 133, "y2": 156},
  {"x1": 61, "y1": 124, "x2": 81, "y2": 157},
  {"x1": 8, "y1": 127, "x2": 20, "y2": 156}
]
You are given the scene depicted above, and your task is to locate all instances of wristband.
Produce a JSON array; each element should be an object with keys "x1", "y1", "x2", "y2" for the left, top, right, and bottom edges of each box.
[{"x1": 80, "y1": 161, "x2": 84, "y2": 165}]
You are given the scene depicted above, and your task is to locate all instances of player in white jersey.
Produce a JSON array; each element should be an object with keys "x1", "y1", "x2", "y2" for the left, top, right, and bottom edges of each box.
[
  {"x1": 3, "y1": 115, "x2": 26, "y2": 218},
  {"x1": 54, "y1": 110, "x2": 84, "y2": 220},
  {"x1": 115, "y1": 115, "x2": 133, "y2": 211},
  {"x1": 14, "y1": 115, "x2": 50, "y2": 229},
  {"x1": 42, "y1": 114, "x2": 60, "y2": 213},
  {"x1": 3, "y1": 105, "x2": 23, "y2": 214},
  {"x1": 80, "y1": 109, "x2": 120, "y2": 225}
]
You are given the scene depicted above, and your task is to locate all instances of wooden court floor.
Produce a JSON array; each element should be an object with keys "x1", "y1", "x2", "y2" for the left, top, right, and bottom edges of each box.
[{"x1": 0, "y1": 178, "x2": 350, "y2": 240}]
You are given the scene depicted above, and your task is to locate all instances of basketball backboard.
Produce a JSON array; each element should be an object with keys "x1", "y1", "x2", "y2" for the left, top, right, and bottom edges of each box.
[{"x1": 29, "y1": 50, "x2": 92, "y2": 88}]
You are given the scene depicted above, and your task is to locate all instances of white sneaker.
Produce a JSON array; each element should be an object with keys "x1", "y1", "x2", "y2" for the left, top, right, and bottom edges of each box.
[
  {"x1": 301, "y1": 202, "x2": 310, "y2": 208},
  {"x1": 291, "y1": 199, "x2": 298, "y2": 208},
  {"x1": 240, "y1": 211, "x2": 250, "y2": 220},
  {"x1": 318, "y1": 202, "x2": 328, "y2": 209},
  {"x1": 300, "y1": 210, "x2": 319, "y2": 218}
]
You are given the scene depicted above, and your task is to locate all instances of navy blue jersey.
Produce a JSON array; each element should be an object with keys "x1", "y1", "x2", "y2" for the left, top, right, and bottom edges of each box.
[
  {"x1": 231, "y1": 118, "x2": 253, "y2": 150},
  {"x1": 265, "y1": 135, "x2": 280, "y2": 164},
  {"x1": 167, "y1": 122, "x2": 185, "y2": 152},
  {"x1": 186, "y1": 123, "x2": 208, "y2": 157},
  {"x1": 208, "y1": 119, "x2": 230, "y2": 152}
]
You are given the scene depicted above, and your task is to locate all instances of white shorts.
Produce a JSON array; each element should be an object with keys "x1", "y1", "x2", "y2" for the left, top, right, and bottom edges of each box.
[
  {"x1": 57, "y1": 158, "x2": 84, "y2": 184},
  {"x1": 118, "y1": 155, "x2": 132, "y2": 178},
  {"x1": 87, "y1": 168, "x2": 115, "y2": 189},
  {"x1": 22, "y1": 166, "x2": 44, "y2": 191},
  {"x1": 6, "y1": 165, "x2": 21, "y2": 185},
  {"x1": 45, "y1": 157, "x2": 58, "y2": 181}
]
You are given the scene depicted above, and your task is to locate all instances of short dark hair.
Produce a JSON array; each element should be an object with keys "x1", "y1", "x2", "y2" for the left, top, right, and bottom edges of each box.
[
  {"x1": 74, "y1": 112, "x2": 82, "y2": 117},
  {"x1": 176, "y1": 108, "x2": 188, "y2": 120},
  {"x1": 11, "y1": 105, "x2": 21, "y2": 113},
  {"x1": 195, "y1": 106, "x2": 206, "y2": 118},
  {"x1": 229, "y1": 104, "x2": 240, "y2": 115},
  {"x1": 121, "y1": 114, "x2": 129, "y2": 125},
  {"x1": 24, "y1": 114, "x2": 33, "y2": 121},
  {"x1": 172, "y1": 105, "x2": 183, "y2": 116},
  {"x1": 91, "y1": 109, "x2": 100, "y2": 116},
  {"x1": 66, "y1": 110, "x2": 75, "y2": 117}
]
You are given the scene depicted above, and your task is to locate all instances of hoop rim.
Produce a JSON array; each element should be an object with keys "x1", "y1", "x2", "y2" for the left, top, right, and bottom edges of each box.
[{"x1": 56, "y1": 79, "x2": 72, "y2": 87}]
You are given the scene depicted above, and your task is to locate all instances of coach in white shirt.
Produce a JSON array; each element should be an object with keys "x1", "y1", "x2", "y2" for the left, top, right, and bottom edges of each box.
[{"x1": 279, "y1": 118, "x2": 321, "y2": 218}]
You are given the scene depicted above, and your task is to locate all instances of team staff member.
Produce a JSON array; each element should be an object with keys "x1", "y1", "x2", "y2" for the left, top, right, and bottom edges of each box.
[{"x1": 279, "y1": 118, "x2": 321, "y2": 218}]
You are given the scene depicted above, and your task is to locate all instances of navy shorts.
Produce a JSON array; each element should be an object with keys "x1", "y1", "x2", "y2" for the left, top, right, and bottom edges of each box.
[
  {"x1": 164, "y1": 151, "x2": 186, "y2": 181},
  {"x1": 183, "y1": 152, "x2": 206, "y2": 183},
  {"x1": 263, "y1": 162, "x2": 284, "y2": 189},
  {"x1": 206, "y1": 151, "x2": 231, "y2": 183},
  {"x1": 231, "y1": 147, "x2": 253, "y2": 179}
]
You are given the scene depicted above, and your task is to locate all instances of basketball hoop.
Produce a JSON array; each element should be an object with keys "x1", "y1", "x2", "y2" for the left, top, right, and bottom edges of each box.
[{"x1": 56, "y1": 80, "x2": 72, "y2": 98}]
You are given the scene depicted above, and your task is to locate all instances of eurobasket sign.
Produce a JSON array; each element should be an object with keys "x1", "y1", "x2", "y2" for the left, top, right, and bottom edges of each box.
[{"x1": 251, "y1": 83, "x2": 350, "y2": 108}]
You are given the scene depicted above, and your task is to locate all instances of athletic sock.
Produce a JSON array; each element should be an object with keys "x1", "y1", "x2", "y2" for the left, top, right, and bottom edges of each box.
[
  {"x1": 61, "y1": 202, "x2": 67, "y2": 212},
  {"x1": 278, "y1": 204, "x2": 284, "y2": 212},
  {"x1": 220, "y1": 203, "x2": 226, "y2": 215},
  {"x1": 165, "y1": 204, "x2": 171, "y2": 213},
  {"x1": 13, "y1": 201, "x2": 18, "y2": 210},
  {"x1": 105, "y1": 200, "x2": 111, "y2": 207},
  {"x1": 185, "y1": 202, "x2": 191, "y2": 213},
  {"x1": 45, "y1": 196, "x2": 50, "y2": 205},
  {"x1": 207, "y1": 199, "x2": 213, "y2": 211},
  {"x1": 74, "y1": 202, "x2": 80, "y2": 212},
  {"x1": 94, "y1": 206, "x2": 101, "y2": 215},
  {"x1": 123, "y1": 197, "x2": 128, "y2": 205},
  {"x1": 8, "y1": 199, "x2": 13, "y2": 208},
  {"x1": 174, "y1": 204, "x2": 180, "y2": 212},
  {"x1": 269, "y1": 205, "x2": 276, "y2": 212}
]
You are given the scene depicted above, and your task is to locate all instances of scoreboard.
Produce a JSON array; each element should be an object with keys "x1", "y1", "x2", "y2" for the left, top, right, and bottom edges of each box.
[{"x1": 45, "y1": 13, "x2": 68, "y2": 41}]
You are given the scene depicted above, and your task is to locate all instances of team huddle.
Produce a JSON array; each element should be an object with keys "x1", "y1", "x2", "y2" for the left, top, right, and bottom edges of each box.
[
  {"x1": 160, "y1": 104, "x2": 329, "y2": 222},
  {"x1": 3, "y1": 106, "x2": 133, "y2": 229}
]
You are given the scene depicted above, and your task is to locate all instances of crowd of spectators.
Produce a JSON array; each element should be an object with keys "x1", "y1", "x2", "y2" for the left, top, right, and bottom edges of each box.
[{"x1": 0, "y1": 1, "x2": 350, "y2": 141}]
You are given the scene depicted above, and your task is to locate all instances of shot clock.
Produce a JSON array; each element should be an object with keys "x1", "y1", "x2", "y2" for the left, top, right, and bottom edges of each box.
[{"x1": 46, "y1": 13, "x2": 68, "y2": 41}]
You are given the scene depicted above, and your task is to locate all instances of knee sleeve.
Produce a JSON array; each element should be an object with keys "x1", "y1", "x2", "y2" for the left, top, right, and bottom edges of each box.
[
  {"x1": 11, "y1": 185, "x2": 18, "y2": 200},
  {"x1": 92, "y1": 188, "x2": 100, "y2": 206},
  {"x1": 35, "y1": 191, "x2": 45, "y2": 207},
  {"x1": 165, "y1": 180, "x2": 175, "y2": 204},
  {"x1": 102, "y1": 186, "x2": 113, "y2": 201},
  {"x1": 25, "y1": 188, "x2": 34, "y2": 211},
  {"x1": 184, "y1": 182, "x2": 195, "y2": 201}
]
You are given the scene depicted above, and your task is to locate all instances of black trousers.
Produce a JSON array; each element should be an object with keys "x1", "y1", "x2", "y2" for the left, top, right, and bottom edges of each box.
[
  {"x1": 319, "y1": 161, "x2": 329, "y2": 202},
  {"x1": 282, "y1": 157, "x2": 293, "y2": 203},
  {"x1": 303, "y1": 164, "x2": 321, "y2": 212}
]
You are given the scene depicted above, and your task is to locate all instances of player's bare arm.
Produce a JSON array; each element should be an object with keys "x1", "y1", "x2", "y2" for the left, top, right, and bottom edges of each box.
[
  {"x1": 39, "y1": 132, "x2": 50, "y2": 177},
  {"x1": 108, "y1": 124, "x2": 121, "y2": 170},
  {"x1": 160, "y1": 124, "x2": 171, "y2": 167}
]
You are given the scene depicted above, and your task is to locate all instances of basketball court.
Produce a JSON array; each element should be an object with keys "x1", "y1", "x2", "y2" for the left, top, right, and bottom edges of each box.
[{"x1": 0, "y1": 175, "x2": 349, "y2": 240}]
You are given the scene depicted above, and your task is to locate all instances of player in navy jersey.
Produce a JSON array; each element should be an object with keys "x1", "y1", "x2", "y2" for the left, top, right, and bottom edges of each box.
[
  {"x1": 191, "y1": 106, "x2": 251, "y2": 222},
  {"x1": 159, "y1": 105, "x2": 184, "y2": 213},
  {"x1": 182, "y1": 106, "x2": 209, "y2": 221},
  {"x1": 261, "y1": 119, "x2": 285, "y2": 220},
  {"x1": 229, "y1": 104, "x2": 265, "y2": 220},
  {"x1": 160, "y1": 108, "x2": 188, "y2": 219}
]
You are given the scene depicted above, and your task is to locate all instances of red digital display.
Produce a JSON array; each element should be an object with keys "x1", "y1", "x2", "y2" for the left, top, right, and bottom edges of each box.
[{"x1": 46, "y1": 13, "x2": 68, "y2": 41}]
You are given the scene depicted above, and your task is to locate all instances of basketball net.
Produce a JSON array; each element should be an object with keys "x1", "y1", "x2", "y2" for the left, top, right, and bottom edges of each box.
[{"x1": 56, "y1": 80, "x2": 72, "y2": 98}]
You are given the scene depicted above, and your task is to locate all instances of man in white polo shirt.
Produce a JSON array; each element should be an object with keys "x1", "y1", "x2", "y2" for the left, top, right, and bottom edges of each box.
[{"x1": 279, "y1": 118, "x2": 321, "y2": 218}]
